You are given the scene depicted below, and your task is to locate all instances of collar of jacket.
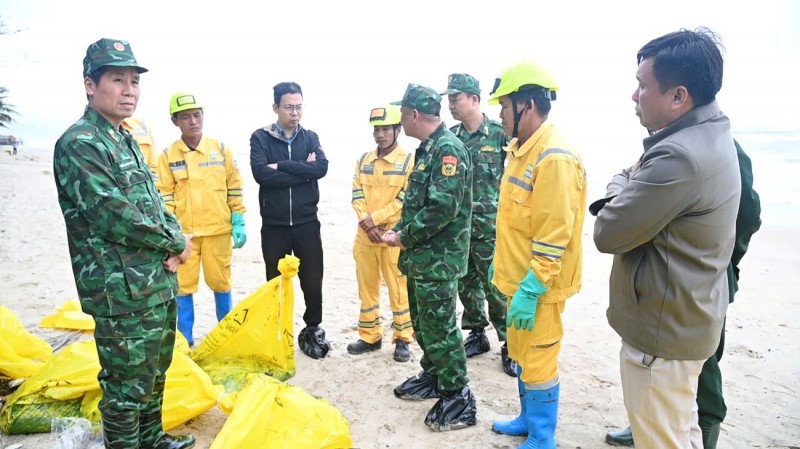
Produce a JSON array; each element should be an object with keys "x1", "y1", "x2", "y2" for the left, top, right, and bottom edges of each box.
[
  {"x1": 365, "y1": 145, "x2": 407, "y2": 164},
  {"x1": 83, "y1": 105, "x2": 125, "y2": 143},
  {"x1": 453, "y1": 113, "x2": 492, "y2": 138},
  {"x1": 265, "y1": 122, "x2": 304, "y2": 143},
  {"x1": 643, "y1": 101, "x2": 722, "y2": 151},
  {"x1": 177, "y1": 136, "x2": 208, "y2": 154},
  {"x1": 425, "y1": 121, "x2": 449, "y2": 150},
  {"x1": 506, "y1": 120, "x2": 554, "y2": 159}
]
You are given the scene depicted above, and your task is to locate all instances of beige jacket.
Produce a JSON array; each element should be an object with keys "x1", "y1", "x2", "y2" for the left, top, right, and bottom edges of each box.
[{"x1": 593, "y1": 101, "x2": 741, "y2": 360}]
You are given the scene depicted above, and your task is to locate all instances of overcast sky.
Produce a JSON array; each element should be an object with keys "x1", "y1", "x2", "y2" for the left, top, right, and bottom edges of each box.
[{"x1": 1, "y1": 0, "x2": 799, "y2": 164}]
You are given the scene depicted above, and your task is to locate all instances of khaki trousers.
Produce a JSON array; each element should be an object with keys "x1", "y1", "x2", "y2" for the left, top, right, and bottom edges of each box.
[{"x1": 621, "y1": 339, "x2": 704, "y2": 449}]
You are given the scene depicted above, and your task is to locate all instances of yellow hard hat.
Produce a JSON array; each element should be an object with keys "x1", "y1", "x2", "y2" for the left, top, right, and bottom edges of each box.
[
  {"x1": 488, "y1": 60, "x2": 559, "y2": 105},
  {"x1": 169, "y1": 92, "x2": 203, "y2": 115},
  {"x1": 369, "y1": 105, "x2": 401, "y2": 126}
]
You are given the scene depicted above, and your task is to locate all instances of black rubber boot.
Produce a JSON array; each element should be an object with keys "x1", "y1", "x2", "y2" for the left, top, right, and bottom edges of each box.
[
  {"x1": 463, "y1": 328, "x2": 490, "y2": 358},
  {"x1": 500, "y1": 343, "x2": 517, "y2": 377},
  {"x1": 424, "y1": 385, "x2": 477, "y2": 431},
  {"x1": 347, "y1": 339, "x2": 381, "y2": 355},
  {"x1": 101, "y1": 408, "x2": 140, "y2": 449},
  {"x1": 393, "y1": 340, "x2": 411, "y2": 362},
  {"x1": 394, "y1": 370, "x2": 440, "y2": 400},
  {"x1": 299, "y1": 326, "x2": 330, "y2": 359},
  {"x1": 605, "y1": 426, "x2": 634, "y2": 447},
  {"x1": 702, "y1": 423, "x2": 720, "y2": 449}
]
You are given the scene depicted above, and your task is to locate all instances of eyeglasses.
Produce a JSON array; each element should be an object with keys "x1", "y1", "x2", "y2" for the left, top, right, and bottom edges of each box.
[{"x1": 281, "y1": 104, "x2": 303, "y2": 113}]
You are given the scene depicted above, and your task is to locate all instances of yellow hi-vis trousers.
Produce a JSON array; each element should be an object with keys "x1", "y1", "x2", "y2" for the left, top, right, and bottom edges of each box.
[
  {"x1": 507, "y1": 299, "x2": 566, "y2": 385},
  {"x1": 177, "y1": 234, "x2": 232, "y2": 295},
  {"x1": 353, "y1": 241, "x2": 414, "y2": 344}
]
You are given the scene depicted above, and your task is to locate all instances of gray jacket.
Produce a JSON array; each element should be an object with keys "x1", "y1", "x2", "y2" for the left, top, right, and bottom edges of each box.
[{"x1": 593, "y1": 101, "x2": 741, "y2": 360}]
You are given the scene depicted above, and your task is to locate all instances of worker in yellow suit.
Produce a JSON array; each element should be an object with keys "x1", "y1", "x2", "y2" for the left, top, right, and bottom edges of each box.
[
  {"x1": 348, "y1": 104, "x2": 415, "y2": 362},
  {"x1": 488, "y1": 61, "x2": 587, "y2": 448},
  {"x1": 156, "y1": 92, "x2": 247, "y2": 346},
  {"x1": 122, "y1": 117, "x2": 159, "y2": 179}
]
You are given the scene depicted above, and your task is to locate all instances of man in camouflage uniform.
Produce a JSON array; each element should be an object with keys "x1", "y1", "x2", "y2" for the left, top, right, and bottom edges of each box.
[
  {"x1": 382, "y1": 83, "x2": 476, "y2": 431},
  {"x1": 440, "y1": 73, "x2": 513, "y2": 375},
  {"x1": 53, "y1": 38, "x2": 195, "y2": 449}
]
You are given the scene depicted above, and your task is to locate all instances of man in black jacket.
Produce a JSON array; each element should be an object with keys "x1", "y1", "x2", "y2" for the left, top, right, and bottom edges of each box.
[{"x1": 250, "y1": 81, "x2": 330, "y2": 359}]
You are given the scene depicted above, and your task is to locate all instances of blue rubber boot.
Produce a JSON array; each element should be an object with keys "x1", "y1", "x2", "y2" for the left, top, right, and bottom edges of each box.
[
  {"x1": 492, "y1": 365, "x2": 528, "y2": 436},
  {"x1": 213, "y1": 291, "x2": 232, "y2": 321},
  {"x1": 176, "y1": 294, "x2": 194, "y2": 346},
  {"x1": 519, "y1": 382, "x2": 559, "y2": 449}
]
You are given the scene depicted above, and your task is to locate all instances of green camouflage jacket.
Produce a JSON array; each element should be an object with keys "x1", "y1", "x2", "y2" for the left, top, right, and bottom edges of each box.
[
  {"x1": 397, "y1": 123, "x2": 472, "y2": 280},
  {"x1": 54, "y1": 106, "x2": 186, "y2": 317},
  {"x1": 450, "y1": 114, "x2": 507, "y2": 240}
]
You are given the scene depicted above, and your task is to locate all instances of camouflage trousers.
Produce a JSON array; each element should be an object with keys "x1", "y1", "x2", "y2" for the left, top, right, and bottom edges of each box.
[
  {"x1": 408, "y1": 277, "x2": 469, "y2": 393},
  {"x1": 457, "y1": 238, "x2": 507, "y2": 341},
  {"x1": 94, "y1": 299, "x2": 177, "y2": 448}
]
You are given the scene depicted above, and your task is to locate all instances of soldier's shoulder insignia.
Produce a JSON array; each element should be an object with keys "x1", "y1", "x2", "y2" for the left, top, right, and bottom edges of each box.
[
  {"x1": 480, "y1": 145, "x2": 495, "y2": 152},
  {"x1": 442, "y1": 155, "x2": 458, "y2": 177}
]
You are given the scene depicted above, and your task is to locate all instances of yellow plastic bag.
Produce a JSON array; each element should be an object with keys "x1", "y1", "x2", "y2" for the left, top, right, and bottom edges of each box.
[
  {"x1": 0, "y1": 305, "x2": 53, "y2": 379},
  {"x1": 211, "y1": 374, "x2": 352, "y2": 449},
  {"x1": 191, "y1": 255, "x2": 299, "y2": 391},
  {"x1": 39, "y1": 297, "x2": 95, "y2": 331},
  {"x1": 0, "y1": 339, "x2": 221, "y2": 434}
]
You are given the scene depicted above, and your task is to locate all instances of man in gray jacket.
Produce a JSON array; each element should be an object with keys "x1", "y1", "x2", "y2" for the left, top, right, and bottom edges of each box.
[{"x1": 593, "y1": 28, "x2": 741, "y2": 448}]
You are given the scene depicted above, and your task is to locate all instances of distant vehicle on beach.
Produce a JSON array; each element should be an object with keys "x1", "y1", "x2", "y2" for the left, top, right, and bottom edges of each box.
[{"x1": 0, "y1": 135, "x2": 19, "y2": 154}]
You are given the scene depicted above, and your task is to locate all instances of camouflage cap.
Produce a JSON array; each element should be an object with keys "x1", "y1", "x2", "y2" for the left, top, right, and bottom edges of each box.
[
  {"x1": 391, "y1": 83, "x2": 441, "y2": 115},
  {"x1": 83, "y1": 38, "x2": 148, "y2": 77},
  {"x1": 440, "y1": 73, "x2": 481, "y2": 96}
]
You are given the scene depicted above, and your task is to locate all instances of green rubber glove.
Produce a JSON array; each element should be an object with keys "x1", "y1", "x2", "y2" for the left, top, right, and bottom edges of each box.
[
  {"x1": 507, "y1": 269, "x2": 547, "y2": 332},
  {"x1": 232, "y1": 212, "x2": 246, "y2": 249}
]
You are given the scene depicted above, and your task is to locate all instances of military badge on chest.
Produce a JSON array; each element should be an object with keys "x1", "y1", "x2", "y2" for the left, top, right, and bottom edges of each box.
[{"x1": 442, "y1": 155, "x2": 458, "y2": 177}]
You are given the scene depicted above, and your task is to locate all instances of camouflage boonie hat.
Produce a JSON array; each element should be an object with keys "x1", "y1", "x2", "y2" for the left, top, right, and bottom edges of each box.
[
  {"x1": 391, "y1": 83, "x2": 441, "y2": 115},
  {"x1": 83, "y1": 38, "x2": 148, "y2": 77},
  {"x1": 440, "y1": 73, "x2": 481, "y2": 96}
]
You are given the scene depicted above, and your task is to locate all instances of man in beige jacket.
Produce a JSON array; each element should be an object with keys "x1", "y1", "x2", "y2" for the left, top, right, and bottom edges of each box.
[{"x1": 593, "y1": 28, "x2": 741, "y2": 448}]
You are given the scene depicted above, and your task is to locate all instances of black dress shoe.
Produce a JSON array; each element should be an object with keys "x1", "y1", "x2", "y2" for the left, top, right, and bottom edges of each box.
[
  {"x1": 605, "y1": 426, "x2": 634, "y2": 447},
  {"x1": 347, "y1": 339, "x2": 381, "y2": 355},
  {"x1": 394, "y1": 371, "x2": 440, "y2": 400},
  {"x1": 464, "y1": 328, "x2": 490, "y2": 358},
  {"x1": 500, "y1": 343, "x2": 517, "y2": 377},
  {"x1": 393, "y1": 340, "x2": 411, "y2": 362}
]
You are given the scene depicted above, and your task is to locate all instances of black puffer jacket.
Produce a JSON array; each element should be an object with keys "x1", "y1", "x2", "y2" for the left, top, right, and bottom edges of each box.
[{"x1": 250, "y1": 124, "x2": 329, "y2": 226}]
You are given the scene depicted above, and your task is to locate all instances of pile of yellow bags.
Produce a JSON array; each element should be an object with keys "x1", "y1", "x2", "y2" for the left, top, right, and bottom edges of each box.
[{"x1": 0, "y1": 256, "x2": 352, "y2": 448}]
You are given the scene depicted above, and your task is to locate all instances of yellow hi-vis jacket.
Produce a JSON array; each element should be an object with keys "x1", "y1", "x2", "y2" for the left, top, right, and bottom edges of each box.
[
  {"x1": 493, "y1": 121, "x2": 586, "y2": 303},
  {"x1": 122, "y1": 117, "x2": 159, "y2": 178},
  {"x1": 351, "y1": 146, "x2": 414, "y2": 246},
  {"x1": 156, "y1": 136, "x2": 245, "y2": 237}
]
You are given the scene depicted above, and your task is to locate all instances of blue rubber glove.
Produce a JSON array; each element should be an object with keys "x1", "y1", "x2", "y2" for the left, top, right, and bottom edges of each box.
[
  {"x1": 231, "y1": 212, "x2": 246, "y2": 249},
  {"x1": 507, "y1": 269, "x2": 548, "y2": 332},
  {"x1": 488, "y1": 262, "x2": 495, "y2": 283}
]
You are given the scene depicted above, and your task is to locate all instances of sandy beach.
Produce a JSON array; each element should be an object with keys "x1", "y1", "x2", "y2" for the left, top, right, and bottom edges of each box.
[{"x1": 0, "y1": 146, "x2": 797, "y2": 449}]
